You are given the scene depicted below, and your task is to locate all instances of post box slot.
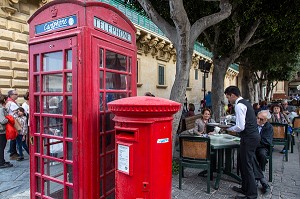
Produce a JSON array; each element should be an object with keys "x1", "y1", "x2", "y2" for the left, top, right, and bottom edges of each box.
[{"x1": 116, "y1": 130, "x2": 137, "y2": 141}]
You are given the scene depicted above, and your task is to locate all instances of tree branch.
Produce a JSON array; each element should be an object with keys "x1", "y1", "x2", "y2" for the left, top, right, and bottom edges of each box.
[
  {"x1": 240, "y1": 19, "x2": 261, "y2": 47},
  {"x1": 228, "y1": 19, "x2": 262, "y2": 61},
  {"x1": 137, "y1": 0, "x2": 176, "y2": 43},
  {"x1": 203, "y1": 30, "x2": 214, "y2": 50},
  {"x1": 245, "y1": 38, "x2": 264, "y2": 48},
  {"x1": 234, "y1": 26, "x2": 241, "y2": 49},
  {"x1": 213, "y1": 25, "x2": 221, "y2": 49},
  {"x1": 190, "y1": 0, "x2": 232, "y2": 44}
]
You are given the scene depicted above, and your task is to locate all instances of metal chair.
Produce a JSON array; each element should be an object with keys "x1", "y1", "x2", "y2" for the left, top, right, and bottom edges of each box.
[
  {"x1": 179, "y1": 135, "x2": 211, "y2": 193},
  {"x1": 264, "y1": 144, "x2": 273, "y2": 182},
  {"x1": 293, "y1": 116, "x2": 300, "y2": 137},
  {"x1": 270, "y1": 123, "x2": 288, "y2": 161}
]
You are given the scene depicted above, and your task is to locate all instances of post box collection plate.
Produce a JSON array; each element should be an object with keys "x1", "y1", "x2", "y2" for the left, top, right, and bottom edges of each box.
[{"x1": 117, "y1": 144, "x2": 130, "y2": 174}]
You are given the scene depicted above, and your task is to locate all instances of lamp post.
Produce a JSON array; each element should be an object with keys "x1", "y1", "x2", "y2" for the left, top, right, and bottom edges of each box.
[{"x1": 199, "y1": 59, "x2": 212, "y2": 106}]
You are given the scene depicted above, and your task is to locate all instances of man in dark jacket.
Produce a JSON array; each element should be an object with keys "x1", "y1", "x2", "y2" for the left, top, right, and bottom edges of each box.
[
  {"x1": 256, "y1": 110, "x2": 273, "y2": 171},
  {"x1": 255, "y1": 110, "x2": 272, "y2": 193}
]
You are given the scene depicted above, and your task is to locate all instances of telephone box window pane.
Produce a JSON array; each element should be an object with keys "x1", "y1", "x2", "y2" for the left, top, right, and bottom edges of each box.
[
  {"x1": 66, "y1": 119, "x2": 72, "y2": 138},
  {"x1": 107, "y1": 192, "x2": 115, "y2": 199},
  {"x1": 35, "y1": 137, "x2": 40, "y2": 153},
  {"x1": 35, "y1": 76, "x2": 40, "y2": 92},
  {"x1": 99, "y1": 71, "x2": 104, "y2": 89},
  {"x1": 66, "y1": 164, "x2": 73, "y2": 183},
  {"x1": 100, "y1": 135, "x2": 103, "y2": 154},
  {"x1": 99, "y1": 93, "x2": 104, "y2": 112},
  {"x1": 35, "y1": 54, "x2": 40, "y2": 72},
  {"x1": 106, "y1": 50, "x2": 126, "y2": 71},
  {"x1": 67, "y1": 186, "x2": 73, "y2": 199},
  {"x1": 43, "y1": 74, "x2": 63, "y2": 92},
  {"x1": 43, "y1": 96, "x2": 63, "y2": 114},
  {"x1": 99, "y1": 113, "x2": 103, "y2": 132},
  {"x1": 43, "y1": 51, "x2": 63, "y2": 71},
  {"x1": 36, "y1": 177, "x2": 41, "y2": 193},
  {"x1": 44, "y1": 180, "x2": 64, "y2": 198},
  {"x1": 100, "y1": 179, "x2": 103, "y2": 196},
  {"x1": 43, "y1": 138, "x2": 63, "y2": 158},
  {"x1": 105, "y1": 113, "x2": 115, "y2": 131},
  {"x1": 100, "y1": 157, "x2": 104, "y2": 176},
  {"x1": 66, "y1": 50, "x2": 72, "y2": 69},
  {"x1": 36, "y1": 118, "x2": 40, "y2": 134},
  {"x1": 106, "y1": 93, "x2": 127, "y2": 106},
  {"x1": 44, "y1": 159, "x2": 64, "y2": 180},
  {"x1": 127, "y1": 75, "x2": 132, "y2": 90},
  {"x1": 36, "y1": 157, "x2": 41, "y2": 173},
  {"x1": 106, "y1": 72, "x2": 126, "y2": 90},
  {"x1": 105, "y1": 153, "x2": 115, "y2": 172},
  {"x1": 106, "y1": 172, "x2": 115, "y2": 193},
  {"x1": 66, "y1": 96, "x2": 72, "y2": 115},
  {"x1": 66, "y1": 73, "x2": 72, "y2": 92},
  {"x1": 43, "y1": 117, "x2": 63, "y2": 136},
  {"x1": 105, "y1": 133, "x2": 115, "y2": 152},
  {"x1": 35, "y1": 97, "x2": 40, "y2": 113},
  {"x1": 128, "y1": 57, "x2": 132, "y2": 73},
  {"x1": 66, "y1": 142, "x2": 73, "y2": 160},
  {"x1": 100, "y1": 48, "x2": 103, "y2": 68}
]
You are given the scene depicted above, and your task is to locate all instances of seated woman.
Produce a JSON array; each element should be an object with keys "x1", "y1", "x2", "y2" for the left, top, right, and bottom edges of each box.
[
  {"x1": 269, "y1": 103, "x2": 291, "y2": 153},
  {"x1": 269, "y1": 104, "x2": 290, "y2": 124},
  {"x1": 193, "y1": 108, "x2": 216, "y2": 136}
]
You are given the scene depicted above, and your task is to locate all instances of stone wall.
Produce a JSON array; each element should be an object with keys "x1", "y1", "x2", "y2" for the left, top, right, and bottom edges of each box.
[{"x1": 0, "y1": 0, "x2": 41, "y2": 103}]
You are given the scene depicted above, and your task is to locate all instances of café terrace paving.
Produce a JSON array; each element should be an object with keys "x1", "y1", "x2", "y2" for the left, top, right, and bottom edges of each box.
[{"x1": 1, "y1": 137, "x2": 300, "y2": 199}]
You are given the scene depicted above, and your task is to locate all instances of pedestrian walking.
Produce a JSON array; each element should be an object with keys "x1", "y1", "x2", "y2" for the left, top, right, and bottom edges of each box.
[{"x1": 14, "y1": 107, "x2": 29, "y2": 161}]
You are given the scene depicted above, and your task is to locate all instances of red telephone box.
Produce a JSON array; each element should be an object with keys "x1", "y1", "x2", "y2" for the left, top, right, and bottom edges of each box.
[{"x1": 28, "y1": 0, "x2": 136, "y2": 198}]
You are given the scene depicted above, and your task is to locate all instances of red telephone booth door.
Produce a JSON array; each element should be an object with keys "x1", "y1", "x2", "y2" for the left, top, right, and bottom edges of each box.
[
  {"x1": 29, "y1": 36, "x2": 78, "y2": 199},
  {"x1": 93, "y1": 37, "x2": 136, "y2": 198}
]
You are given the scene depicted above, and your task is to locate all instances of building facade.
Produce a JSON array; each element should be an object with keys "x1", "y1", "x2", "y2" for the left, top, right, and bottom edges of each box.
[{"x1": 0, "y1": 0, "x2": 239, "y2": 107}]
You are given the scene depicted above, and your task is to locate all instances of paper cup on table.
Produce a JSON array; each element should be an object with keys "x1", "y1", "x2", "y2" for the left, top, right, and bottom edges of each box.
[{"x1": 214, "y1": 126, "x2": 221, "y2": 134}]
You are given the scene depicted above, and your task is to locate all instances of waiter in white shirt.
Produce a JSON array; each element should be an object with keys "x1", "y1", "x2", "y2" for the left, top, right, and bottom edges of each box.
[{"x1": 224, "y1": 86, "x2": 261, "y2": 199}]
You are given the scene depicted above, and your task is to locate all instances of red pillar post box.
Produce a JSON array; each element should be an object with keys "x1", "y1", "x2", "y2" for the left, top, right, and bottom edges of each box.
[{"x1": 108, "y1": 96, "x2": 181, "y2": 199}]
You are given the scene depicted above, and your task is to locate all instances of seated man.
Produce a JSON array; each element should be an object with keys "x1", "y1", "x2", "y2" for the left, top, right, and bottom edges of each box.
[
  {"x1": 281, "y1": 99, "x2": 296, "y2": 115},
  {"x1": 256, "y1": 110, "x2": 273, "y2": 171},
  {"x1": 256, "y1": 110, "x2": 273, "y2": 192}
]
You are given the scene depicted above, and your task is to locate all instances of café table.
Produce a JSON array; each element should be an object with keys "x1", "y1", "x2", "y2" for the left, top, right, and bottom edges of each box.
[{"x1": 208, "y1": 133, "x2": 242, "y2": 189}]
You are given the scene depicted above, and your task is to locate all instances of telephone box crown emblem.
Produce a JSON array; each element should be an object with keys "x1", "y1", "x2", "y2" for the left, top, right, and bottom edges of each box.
[{"x1": 50, "y1": 6, "x2": 58, "y2": 18}]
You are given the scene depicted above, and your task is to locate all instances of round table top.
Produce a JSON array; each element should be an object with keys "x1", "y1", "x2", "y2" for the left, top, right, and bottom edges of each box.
[{"x1": 207, "y1": 122, "x2": 234, "y2": 128}]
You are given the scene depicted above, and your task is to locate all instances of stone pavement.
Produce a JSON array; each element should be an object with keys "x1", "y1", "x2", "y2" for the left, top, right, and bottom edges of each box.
[
  {"x1": 172, "y1": 136, "x2": 300, "y2": 199},
  {"x1": 1, "y1": 137, "x2": 300, "y2": 199}
]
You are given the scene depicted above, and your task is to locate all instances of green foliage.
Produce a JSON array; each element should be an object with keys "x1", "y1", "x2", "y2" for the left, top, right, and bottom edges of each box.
[
  {"x1": 172, "y1": 160, "x2": 180, "y2": 175},
  {"x1": 124, "y1": 0, "x2": 300, "y2": 83}
]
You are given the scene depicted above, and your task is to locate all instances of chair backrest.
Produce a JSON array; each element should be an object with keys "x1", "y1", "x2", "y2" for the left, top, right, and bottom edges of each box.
[
  {"x1": 270, "y1": 123, "x2": 288, "y2": 140},
  {"x1": 184, "y1": 114, "x2": 202, "y2": 130},
  {"x1": 179, "y1": 135, "x2": 210, "y2": 161},
  {"x1": 293, "y1": 116, "x2": 300, "y2": 128}
]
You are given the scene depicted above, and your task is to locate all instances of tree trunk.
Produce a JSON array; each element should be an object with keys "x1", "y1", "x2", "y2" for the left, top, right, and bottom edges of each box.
[
  {"x1": 211, "y1": 61, "x2": 227, "y2": 121},
  {"x1": 170, "y1": 44, "x2": 193, "y2": 158},
  {"x1": 254, "y1": 82, "x2": 259, "y2": 102},
  {"x1": 241, "y1": 69, "x2": 255, "y2": 103}
]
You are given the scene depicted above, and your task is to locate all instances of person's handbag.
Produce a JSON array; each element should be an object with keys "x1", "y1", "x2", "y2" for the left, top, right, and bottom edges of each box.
[{"x1": 14, "y1": 118, "x2": 22, "y2": 131}]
